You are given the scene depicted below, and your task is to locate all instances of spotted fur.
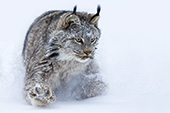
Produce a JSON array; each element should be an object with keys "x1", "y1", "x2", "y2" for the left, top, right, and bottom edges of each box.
[{"x1": 23, "y1": 6, "x2": 106, "y2": 106}]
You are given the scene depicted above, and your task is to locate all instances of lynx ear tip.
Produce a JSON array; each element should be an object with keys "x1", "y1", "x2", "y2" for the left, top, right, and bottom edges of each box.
[
  {"x1": 97, "y1": 5, "x2": 101, "y2": 15},
  {"x1": 73, "y1": 5, "x2": 77, "y2": 14}
]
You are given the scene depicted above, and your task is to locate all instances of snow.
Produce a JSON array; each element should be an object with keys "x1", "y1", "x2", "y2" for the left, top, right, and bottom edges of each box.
[{"x1": 0, "y1": 0, "x2": 170, "y2": 112}]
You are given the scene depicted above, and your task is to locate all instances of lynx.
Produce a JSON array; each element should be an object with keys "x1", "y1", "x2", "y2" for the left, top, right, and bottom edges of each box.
[{"x1": 22, "y1": 6, "x2": 106, "y2": 106}]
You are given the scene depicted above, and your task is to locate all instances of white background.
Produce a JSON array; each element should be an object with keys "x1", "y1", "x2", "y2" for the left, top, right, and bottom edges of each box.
[{"x1": 0, "y1": 0, "x2": 170, "y2": 113}]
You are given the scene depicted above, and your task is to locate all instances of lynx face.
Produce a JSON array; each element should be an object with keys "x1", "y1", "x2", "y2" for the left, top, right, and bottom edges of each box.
[
  {"x1": 49, "y1": 7, "x2": 101, "y2": 62},
  {"x1": 65, "y1": 23, "x2": 100, "y2": 62}
]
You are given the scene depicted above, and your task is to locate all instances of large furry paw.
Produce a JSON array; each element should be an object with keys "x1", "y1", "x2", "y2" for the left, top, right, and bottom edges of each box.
[{"x1": 28, "y1": 84, "x2": 56, "y2": 106}]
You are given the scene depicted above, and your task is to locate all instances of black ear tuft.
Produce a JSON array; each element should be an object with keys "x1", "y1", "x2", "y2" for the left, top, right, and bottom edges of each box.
[
  {"x1": 73, "y1": 5, "x2": 77, "y2": 14},
  {"x1": 96, "y1": 5, "x2": 101, "y2": 16}
]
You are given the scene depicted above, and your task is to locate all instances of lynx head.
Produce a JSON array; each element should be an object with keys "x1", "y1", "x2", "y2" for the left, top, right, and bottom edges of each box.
[{"x1": 49, "y1": 6, "x2": 101, "y2": 62}]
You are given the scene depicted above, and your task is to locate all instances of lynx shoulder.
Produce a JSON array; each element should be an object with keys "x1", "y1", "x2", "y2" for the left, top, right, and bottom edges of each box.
[{"x1": 23, "y1": 6, "x2": 106, "y2": 107}]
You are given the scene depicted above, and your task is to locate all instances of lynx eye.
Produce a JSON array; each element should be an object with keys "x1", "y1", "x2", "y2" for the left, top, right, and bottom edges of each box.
[
  {"x1": 74, "y1": 38, "x2": 83, "y2": 44},
  {"x1": 91, "y1": 38, "x2": 96, "y2": 43}
]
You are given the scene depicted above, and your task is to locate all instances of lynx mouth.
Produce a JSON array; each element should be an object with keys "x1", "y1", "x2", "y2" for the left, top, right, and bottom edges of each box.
[{"x1": 75, "y1": 55, "x2": 93, "y2": 61}]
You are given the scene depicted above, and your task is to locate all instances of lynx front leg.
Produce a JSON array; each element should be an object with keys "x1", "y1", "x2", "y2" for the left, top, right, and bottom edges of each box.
[
  {"x1": 24, "y1": 58, "x2": 57, "y2": 106},
  {"x1": 78, "y1": 62, "x2": 107, "y2": 99},
  {"x1": 80, "y1": 76, "x2": 107, "y2": 99},
  {"x1": 26, "y1": 83, "x2": 56, "y2": 106},
  {"x1": 70, "y1": 74, "x2": 107, "y2": 100}
]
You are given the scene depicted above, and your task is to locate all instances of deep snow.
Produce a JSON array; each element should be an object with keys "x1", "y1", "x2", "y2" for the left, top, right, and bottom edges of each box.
[{"x1": 0, "y1": 0, "x2": 170, "y2": 113}]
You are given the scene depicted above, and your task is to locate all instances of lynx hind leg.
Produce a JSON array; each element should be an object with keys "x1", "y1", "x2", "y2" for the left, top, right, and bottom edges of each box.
[{"x1": 26, "y1": 84, "x2": 56, "y2": 106}]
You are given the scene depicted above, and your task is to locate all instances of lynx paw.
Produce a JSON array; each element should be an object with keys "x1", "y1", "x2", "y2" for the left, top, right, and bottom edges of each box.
[{"x1": 28, "y1": 84, "x2": 56, "y2": 106}]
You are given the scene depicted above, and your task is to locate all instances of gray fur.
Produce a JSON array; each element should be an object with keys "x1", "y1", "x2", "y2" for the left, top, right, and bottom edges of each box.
[{"x1": 23, "y1": 7, "x2": 106, "y2": 106}]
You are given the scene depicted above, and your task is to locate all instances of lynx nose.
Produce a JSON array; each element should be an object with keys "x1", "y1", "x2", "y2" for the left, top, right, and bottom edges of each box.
[{"x1": 84, "y1": 50, "x2": 92, "y2": 56}]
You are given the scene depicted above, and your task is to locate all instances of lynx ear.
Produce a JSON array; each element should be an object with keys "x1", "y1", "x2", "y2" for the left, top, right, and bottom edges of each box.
[
  {"x1": 57, "y1": 6, "x2": 80, "y2": 30},
  {"x1": 90, "y1": 5, "x2": 101, "y2": 27}
]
